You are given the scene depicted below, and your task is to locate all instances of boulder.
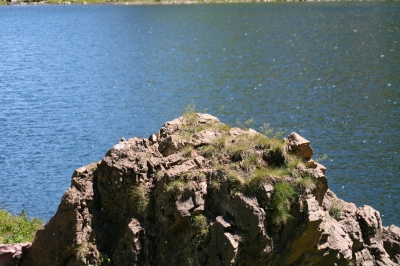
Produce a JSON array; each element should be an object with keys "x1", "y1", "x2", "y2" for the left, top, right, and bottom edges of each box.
[{"x1": 285, "y1": 132, "x2": 314, "y2": 159}]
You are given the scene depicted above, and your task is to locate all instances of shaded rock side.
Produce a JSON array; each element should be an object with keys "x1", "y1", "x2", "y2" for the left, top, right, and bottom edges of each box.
[{"x1": 17, "y1": 113, "x2": 399, "y2": 266}]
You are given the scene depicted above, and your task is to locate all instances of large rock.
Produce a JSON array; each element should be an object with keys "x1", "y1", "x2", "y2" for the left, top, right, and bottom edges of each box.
[
  {"x1": 285, "y1": 132, "x2": 314, "y2": 159},
  {"x1": 10, "y1": 113, "x2": 399, "y2": 266}
]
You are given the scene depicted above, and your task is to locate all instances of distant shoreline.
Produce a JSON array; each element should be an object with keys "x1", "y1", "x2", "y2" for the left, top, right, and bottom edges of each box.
[{"x1": 2, "y1": 0, "x2": 398, "y2": 6}]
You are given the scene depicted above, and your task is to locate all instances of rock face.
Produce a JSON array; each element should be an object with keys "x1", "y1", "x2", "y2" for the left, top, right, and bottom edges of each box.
[{"x1": 14, "y1": 113, "x2": 400, "y2": 266}]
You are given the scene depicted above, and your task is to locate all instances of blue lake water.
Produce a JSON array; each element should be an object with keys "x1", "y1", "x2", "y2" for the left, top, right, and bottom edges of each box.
[{"x1": 0, "y1": 2, "x2": 399, "y2": 226}]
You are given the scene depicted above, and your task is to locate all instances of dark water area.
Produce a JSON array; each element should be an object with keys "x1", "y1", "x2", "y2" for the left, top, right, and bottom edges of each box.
[{"x1": 0, "y1": 2, "x2": 399, "y2": 225}]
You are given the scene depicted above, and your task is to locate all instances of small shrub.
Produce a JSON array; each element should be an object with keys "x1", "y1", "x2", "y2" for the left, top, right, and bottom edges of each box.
[
  {"x1": 191, "y1": 214, "x2": 209, "y2": 238},
  {"x1": 209, "y1": 178, "x2": 221, "y2": 191},
  {"x1": 0, "y1": 209, "x2": 43, "y2": 244}
]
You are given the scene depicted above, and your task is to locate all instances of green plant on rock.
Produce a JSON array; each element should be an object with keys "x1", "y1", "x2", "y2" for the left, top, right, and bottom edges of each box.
[
  {"x1": 251, "y1": 132, "x2": 284, "y2": 152},
  {"x1": 240, "y1": 153, "x2": 260, "y2": 172},
  {"x1": 285, "y1": 154, "x2": 305, "y2": 173},
  {"x1": 182, "y1": 103, "x2": 197, "y2": 125},
  {"x1": 0, "y1": 209, "x2": 43, "y2": 244},
  {"x1": 180, "y1": 171, "x2": 206, "y2": 182},
  {"x1": 226, "y1": 134, "x2": 253, "y2": 161},
  {"x1": 267, "y1": 182, "x2": 297, "y2": 224},
  {"x1": 191, "y1": 214, "x2": 209, "y2": 238},
  {"x1": 75, "y1": 241, "x2": 97, "y2": 262},
  {"x1": 246, "y1": 168, "x2": 270, "y2": 192},
  {"x1": 129, "y1": 184, "x2": 150, "y2": 216},
  {"x1": 217, "y1": 166, "x2": 245, "y2": 194},
  {"x1": 329, "y1": 199, "x2": 343, "y2": 220},
  {"x1": 99, "y1": 252, "x2": 111, "y2": 266},
  {"x1": 182, "y1": 145, "x2": 194, "y2": 158},
  {"x1": 246, "y1": 167, "x2": 289, "y2": 193},
  {"x1": 296, "y1": 176, "x2": 316, "y2": 192},
  {"x1": 200, "y1": 144, "x2": 218, "y2": 158},
  {"x1": 164, "y1": 178, "x2": 193, "y2": 194},
  {"x1": 181, "y1": 104, "x2": 231, "y2": 139}
]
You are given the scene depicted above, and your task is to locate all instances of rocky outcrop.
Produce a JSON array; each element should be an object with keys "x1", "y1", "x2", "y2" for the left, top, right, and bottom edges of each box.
[{"x1": 12, "y1": 113, "x2": 400, "y2": 266}]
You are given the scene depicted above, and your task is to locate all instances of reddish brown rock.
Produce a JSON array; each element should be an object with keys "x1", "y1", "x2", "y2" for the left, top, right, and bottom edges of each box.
[{"x1": 0, "y1": 243, "x2": 31, "y2": 266}]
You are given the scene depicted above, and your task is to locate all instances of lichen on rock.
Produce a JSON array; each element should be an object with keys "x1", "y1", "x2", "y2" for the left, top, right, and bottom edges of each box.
[{"x1": 9, "y1": 112, "x2": 399, "y2": 266}]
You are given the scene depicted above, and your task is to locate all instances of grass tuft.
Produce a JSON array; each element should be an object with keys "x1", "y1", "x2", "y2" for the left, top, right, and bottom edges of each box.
[
  {"x1": 182, "y1": 145, "x2": 194, "y2": 158},
  {"x1": 129, "y1": 184, "x2": 150, "y2": 216},
  {"x1": 329, "y1": 200, "x2": 343, "y2": 220},
  {"x1": 267, "y1": 182, "x2": 297, "y2": 224},
  {"x1": 164, "y1": 179, "x2": 193, "y2": 194},
  {"x1": 226, "y1": 134, "x2": 252, "y2": 161},
  {"x1": 285, "y1": 154, "x2": 305, "y2": 173},
  {"x1": 240, "y1": 153, "x2": 259, "y2": 172},
  {"x1": 181, "y1": 103, "x2": 197, "y2": 126},
  {"x1": 296, "y1": 176, "x2": 316, "y2": 191}
]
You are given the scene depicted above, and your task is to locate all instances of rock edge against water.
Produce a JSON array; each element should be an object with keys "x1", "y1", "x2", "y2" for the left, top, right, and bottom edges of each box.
[{"x1": 2, "y1": 113, "x2": 399, "y2": 266}]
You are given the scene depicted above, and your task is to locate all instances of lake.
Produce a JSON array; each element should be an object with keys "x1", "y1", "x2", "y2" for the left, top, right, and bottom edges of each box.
[{"x1": 0, "y1": 2, "x2": 399, "y2": 226}]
